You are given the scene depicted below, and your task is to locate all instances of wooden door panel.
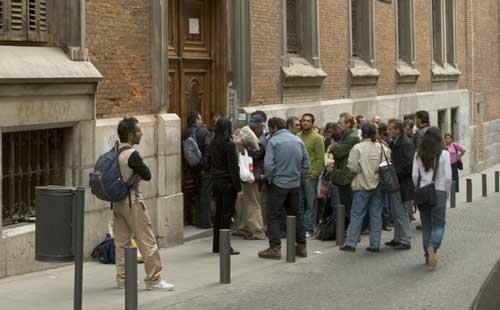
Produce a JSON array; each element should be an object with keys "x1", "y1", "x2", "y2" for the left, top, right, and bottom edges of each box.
[
  {"x1": 183, "y1": 66, "x2": 211, "y2": 120},
  {"x1": 168, "y1": 0, "x2": 179, "y2": 57},
  {"x1": 168, "y1": 67, "x2": 180, "y2": 117},
  {"x1": 182, "y1": 0, "x2": 211, "y2": 57}
]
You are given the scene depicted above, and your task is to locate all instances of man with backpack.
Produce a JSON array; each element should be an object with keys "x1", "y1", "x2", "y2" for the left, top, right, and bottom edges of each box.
[
  {"x1": 113, "y1": 117, "x2": 174, "y2": 290},
  {"x1": 182, "y1": 112, "x2": 213, "y2": 228}
]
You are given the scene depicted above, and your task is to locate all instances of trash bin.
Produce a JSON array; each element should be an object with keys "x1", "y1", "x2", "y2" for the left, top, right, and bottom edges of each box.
[{"x1": 35, "y1": 186, "x2": 77, "y2": 262}]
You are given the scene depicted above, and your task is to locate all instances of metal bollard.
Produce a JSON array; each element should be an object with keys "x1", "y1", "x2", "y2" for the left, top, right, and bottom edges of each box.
[
  {"x1": 495, "y1": 171, "x2": 499, "y2": 193},
  {"x1": 73, "y1": 188, "x2": 85, "y2": 310},
  {"x1": 125, "y1": 247, "x2": 138, "y2": 310},
  {"x1": 466, "y1": 178, "x2": 472, "y2": 203},
  {"x1": 219, "y1": 229, "x2": 231, "y2": 284},
  {"x1": 450, "y1": 181, "x2": 456, "y2": 208},
  {"x1": 286, "y1": 216, "x2": 296, "y2": 263},
  {"x1": 336, "y1": 205, "x2": 345, "y2": 247},
  {"x1": 482, "y1": 174, "x2": 488, "y2": 197}
]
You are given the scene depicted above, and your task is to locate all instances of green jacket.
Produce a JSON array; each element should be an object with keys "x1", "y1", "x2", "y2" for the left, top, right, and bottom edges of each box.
[
  {"x1": 331, "y1": 128, "x2": 360, "y2": 186},
  {"x1": 298, "y1": 130, "x2": 325, "y2": 178}
]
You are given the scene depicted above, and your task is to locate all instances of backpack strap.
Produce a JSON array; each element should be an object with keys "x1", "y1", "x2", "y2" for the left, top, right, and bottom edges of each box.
[{"x1": 117, "y1": 145, "x2": 137, "y2": 208}]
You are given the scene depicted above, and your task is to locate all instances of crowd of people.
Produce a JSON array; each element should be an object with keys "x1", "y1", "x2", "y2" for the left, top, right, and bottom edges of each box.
[{"x1": 107, "y1": 108, "x2": 466, "y2": 290}]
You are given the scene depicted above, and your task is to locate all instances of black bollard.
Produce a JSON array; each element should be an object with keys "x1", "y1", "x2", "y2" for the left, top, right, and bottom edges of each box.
[
  {"x1": 466, "y1": 178, "x2": 472, "y2": 203},
  {"x1": 495, "y1": 171, "x2": 499, "y2": 193},
  {"x1": 336, "y1": 205, "x2": 345, "y2": 247},
  {"x1": 450, "y1": 181, "x2": 456, "y2": 208},
  {"x1": 219, "y1": 229, "x2": 231, "y2": 284},
  {"x1": 286, "y1": 216, "x2": 296, "y2": 263},
  {"x1": 73, "y1": 188, "x2": 85, "y2": 310},
  {"x1": 125, "y1": 247, "x2": 138, "y2": 310},
  {"x1": 482, "y1": 174, "x2": 487, "y2": 197}
]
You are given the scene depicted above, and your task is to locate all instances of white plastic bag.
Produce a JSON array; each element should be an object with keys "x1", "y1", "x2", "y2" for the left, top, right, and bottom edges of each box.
[{"x1": 239, "y1": 149, "x2": 255, "y2": 183}]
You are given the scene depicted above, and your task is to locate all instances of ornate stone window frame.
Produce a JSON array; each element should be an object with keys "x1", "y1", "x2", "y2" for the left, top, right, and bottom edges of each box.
[{"x1": 281, "y1": 0, "x2": 326, "y2": 88}]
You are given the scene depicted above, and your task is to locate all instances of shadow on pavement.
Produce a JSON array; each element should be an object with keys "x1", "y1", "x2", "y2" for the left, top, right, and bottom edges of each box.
[{"x1": 470, "y1": 256, "x2": 500, "y2": 310}]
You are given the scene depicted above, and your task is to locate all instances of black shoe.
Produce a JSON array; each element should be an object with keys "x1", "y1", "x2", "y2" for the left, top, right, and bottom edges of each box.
[
  {"x1": 416, "y1": 225, "x2": 422, "y2": 230},
  {"x1": 365, "y1": 247, "x2": 380, "y2": 253},
  {"x1": 382, "y1": 224, "x2": 392, "y2": 231},
  {"x1": 394, "y1": 243, "x2": 411, "y2": 250},
  {"x1": 384, "y1": 240, "x2": 400, "y2": 247},
  {"x1": 339, "y1": 245, "x2": 356, "y2": 252},
  {"x1": 230, "y1": 248, "x2": 240, "y2": 255}
]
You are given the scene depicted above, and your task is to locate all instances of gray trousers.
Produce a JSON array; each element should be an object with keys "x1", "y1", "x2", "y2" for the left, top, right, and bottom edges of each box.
[{"x1": 390, "y1": 191, "x2": 412, "y2": 245}]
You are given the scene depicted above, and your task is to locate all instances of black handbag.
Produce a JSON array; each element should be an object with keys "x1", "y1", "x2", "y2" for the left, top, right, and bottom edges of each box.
[
  {"x1": 378, "y1": 143, "x2": 400, "y2": 193},
  {"x1": 415, "y1": 154, "x2": 440, "y2": 209}
]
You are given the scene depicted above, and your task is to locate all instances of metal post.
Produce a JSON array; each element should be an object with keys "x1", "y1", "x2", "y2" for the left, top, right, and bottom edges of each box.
[
  {"x1": 73, "y1": 188, "x2": 85, "y2": 310},
  {"x1": 450, "y1": 181, "x2": 456, "y2": 208},
  {"x1": 125, "y1": 247, "x2": 138, "y2": 310},
  {"x1": 336, "y1": 205, "x2": 345, "y2": 247},
  {"x1": 495, "y1": 171, "x2": 499, "y2": 193},
  {"x1": 286, "y1": 216, "x2": 296, "y2": 263},
  {"x1": 219, "y1": 229, "x2": 231, "y2": 284},
  {"x1": 466, "y1": 178, "x2": 472, "y2": 203},
  {"x1": 482, "y1": 174, "x2": 488, "y2": 197}
]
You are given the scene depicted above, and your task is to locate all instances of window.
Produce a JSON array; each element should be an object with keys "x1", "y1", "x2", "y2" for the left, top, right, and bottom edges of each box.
[
  {"x1": 0, "y1": 0, "x2": 48, "y2": 42},
  {"x1": 432, "y1": 0, "x2": 456, "y2": 66},
  {"x1": 2, "y1": 128, "x2": 65, "y2": 226},
  {"x1": 286, "y1": 0, "x2": 300, "y2": 54},
  {"x1": 397, "y1": 0, "x2": 414, "y2": 65},
  {"x1": 350, "y1": 0, "x2": 374, "y2": 66}
]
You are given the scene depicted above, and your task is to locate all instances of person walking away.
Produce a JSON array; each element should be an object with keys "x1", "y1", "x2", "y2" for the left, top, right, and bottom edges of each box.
[
  {"x1": 113, "y1": 117, "x2": 174, "y2": 290},
  {"x1": 209, "y1": 118, "x2": 241, "y2": 255},
  {"x1": 258, "y1": 117, "x2": 310, "y2": 259},
  {"x1": 444, "y1": 133, "x2": 465, "y2": 193},
  {"x1": 384, "y1": 119, "x2": 414, "y2": 250},
  {"x1": 331, "y1": 113, "x2": 360, "y2": 227},
  {"x1": 182, "y1": 112, "x2": 213, "y2": 228},
  {"x1": 412, "y1": 127, "x2": 451, "y2": 270},
  {"x1": 339, "y1": 123, "x2": 387, "y2": 252},
  {"x1": 298, "y1": 113, "x2": 325, "y2": 237}
]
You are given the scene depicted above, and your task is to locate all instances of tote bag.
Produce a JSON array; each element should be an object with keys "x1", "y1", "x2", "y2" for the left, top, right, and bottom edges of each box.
[
  {"x1": 378, "y1": 144, "x2": 400, "y2": 193},
  {"x1": 239, "y1": 149, "x2": 255, "y2": 183}
]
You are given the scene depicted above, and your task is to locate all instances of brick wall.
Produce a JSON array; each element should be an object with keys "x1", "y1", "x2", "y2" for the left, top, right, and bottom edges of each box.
[
  {"x1": 86, "y1": 1, "x2": 152, "y2": 119},
  {"x1": 374, "y1": 0, "x2": 397, "y2": 96},
  {"x1": 249, "y1": 0, "x2": 282, "y2": 106}
]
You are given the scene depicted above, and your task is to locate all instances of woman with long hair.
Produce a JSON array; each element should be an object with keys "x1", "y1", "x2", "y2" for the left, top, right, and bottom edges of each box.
[
  {"x1": 412, "y1": 127, "x2": 451, "y2": 270},
  {"x1": 444, "y1": 133, "x2": 465, "y2": 192},
  {"x1": 209, "y1": 117, "x2": 241, "y2": 255}
]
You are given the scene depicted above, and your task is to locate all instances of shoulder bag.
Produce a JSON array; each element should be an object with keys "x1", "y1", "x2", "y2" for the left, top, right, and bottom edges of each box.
[{"x1": 378, "y1": 143, "x2": 400, "y2": 193}]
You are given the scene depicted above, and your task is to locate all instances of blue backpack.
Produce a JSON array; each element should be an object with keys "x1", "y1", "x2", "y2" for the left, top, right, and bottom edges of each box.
[
  {"x1": 182, "y1": 128, "x2": 202, "y2": 167},
  {"x1": 89, "y1": 144, "x2": 137, "y2": 203},
  {"x1": 91, "y1": 233, "x2": 115, "y2": 264}
]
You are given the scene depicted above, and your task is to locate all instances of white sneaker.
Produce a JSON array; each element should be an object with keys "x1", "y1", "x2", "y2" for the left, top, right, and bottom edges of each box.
[{"x1": 147, "y1": 280, "x2": 174, "y2": 291}]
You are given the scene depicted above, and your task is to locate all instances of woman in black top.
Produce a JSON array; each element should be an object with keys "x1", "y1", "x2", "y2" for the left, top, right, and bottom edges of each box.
[{"x1": 209, "y1": 118, "x2": 241, "y2": 254}]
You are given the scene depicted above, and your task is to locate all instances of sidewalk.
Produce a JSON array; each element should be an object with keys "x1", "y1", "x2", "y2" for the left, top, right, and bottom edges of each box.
[{"x1": 1, "y1": 164, "x2": 500, "y2": 310}]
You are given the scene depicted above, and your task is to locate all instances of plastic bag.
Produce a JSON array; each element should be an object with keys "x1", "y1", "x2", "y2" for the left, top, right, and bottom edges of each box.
[
  {"x1": 239, "y1": 149, "x2": 255, "y2": 183},
  {"x1": 238, "y1": 126, "x2": 260, "y2": 152}
]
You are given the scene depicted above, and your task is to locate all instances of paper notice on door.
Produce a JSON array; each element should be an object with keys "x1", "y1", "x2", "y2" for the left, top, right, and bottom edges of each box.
[{"x1": 189, "y1": 18, "x2": 200, "y2": 35}]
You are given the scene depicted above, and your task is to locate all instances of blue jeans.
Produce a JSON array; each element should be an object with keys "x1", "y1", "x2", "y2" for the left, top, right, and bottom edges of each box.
[
  {"x1": 344, "y1": 188, "x2": 383, "y2": 249},
  {"x1": 382, "y1": 193, "x2": 392, "y2": 225},
  {"x1": 329, "y1": 184, "x2": 341, "y2": 215},
  {"x1": 419, "y1": 190, "x2": 447, "y2": 256},
  {"x1": 301, "y1": 177, "x2": 319, "y2": 233}
]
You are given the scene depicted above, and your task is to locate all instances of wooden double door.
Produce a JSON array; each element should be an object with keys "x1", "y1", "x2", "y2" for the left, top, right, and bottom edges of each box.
[{"x1": 168, "y1": 0, "x2": 226, "y2": 124}]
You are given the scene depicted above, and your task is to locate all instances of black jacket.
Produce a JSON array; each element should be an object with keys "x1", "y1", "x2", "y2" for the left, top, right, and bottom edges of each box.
[
  {"x1": 390, "y1": 134, "x2": 415, "y2": 202},
  {"x1": 208, "y1": 139, "x2": 241, "y2": 193}
]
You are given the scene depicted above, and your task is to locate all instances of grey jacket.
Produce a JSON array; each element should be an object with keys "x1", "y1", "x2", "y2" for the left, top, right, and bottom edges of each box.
[{"x1": 264, "y1": 129, "x2": 310, "y2": 189}]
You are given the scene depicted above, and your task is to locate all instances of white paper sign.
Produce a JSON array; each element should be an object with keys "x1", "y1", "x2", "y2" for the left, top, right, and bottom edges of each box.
[{"x1": 189, "y1": 18, "x2": 200, "y2": 35}]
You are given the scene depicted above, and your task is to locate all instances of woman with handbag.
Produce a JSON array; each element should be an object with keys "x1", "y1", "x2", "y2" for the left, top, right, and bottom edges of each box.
[
  {"x1": 209, "y1": 118, "x2": 241, "y2": 255},
  {"x1": 412, "y1": 127, "x2": 452, "y2": 270},
  {"x1": 444, "y1": 133, "x2": 465, "y2": 193}
]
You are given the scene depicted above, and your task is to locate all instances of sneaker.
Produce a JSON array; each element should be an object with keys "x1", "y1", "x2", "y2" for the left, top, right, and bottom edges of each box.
[
  {"x1": 258, "y1": 247, "x2": 282, "y2": 259},
  {"x1": 394, "y1": 243, "x2": 411, "y2": 250},
  {"x1": 339, "y1": 245, "x2": 356, "y2": 252},
  {"x1": 427, "y1": 247, "x2": 438, "y2": 270},
  {"x1": 296, "y1": 243, "x2": 307, "y2": 258},
  {"x1": 365, "y1": 247, "x2": 380, "y2": 253},
  {"x1": 382, "y1": 224, "x2": 392, "y2": 231},
  {"x1": 384, "y1": 240, "x2": 400, "y2": 247},
  {"x1": 146, "y1": 280, "x2": 175, "y2": 291}
]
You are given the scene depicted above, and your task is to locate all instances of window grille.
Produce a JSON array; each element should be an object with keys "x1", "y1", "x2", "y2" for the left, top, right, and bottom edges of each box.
[
  {"x1": 351, "y1": 0, "x2": 359, "y2": 58},
  {"x1": 2, "y1": 128, "x2": 65, "y2": 226},
  {"x1": 0, "y1": 0, "x2": 48, "y2": 42},
  {"x1": 286, "y1": 0, "x2": 300, "y2": 54}
]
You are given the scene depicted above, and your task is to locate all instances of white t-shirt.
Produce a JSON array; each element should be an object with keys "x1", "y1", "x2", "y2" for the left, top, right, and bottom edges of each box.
[{"x1": 412, "y1": 150, "x2": 452, "y2": 192}]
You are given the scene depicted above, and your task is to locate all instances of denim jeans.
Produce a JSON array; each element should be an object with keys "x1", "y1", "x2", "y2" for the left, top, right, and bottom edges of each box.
[
  {"x1": 344, "y1": 187, "x2": 383, "y2": 249},
  {"x1": 390, "y1": 191, "x2": 411, "y2": 245},
  {"x1": 382, "y1": 193, "x2": 392, "y2": 225},
  {"x1": 301, "y1": 177, "x2": 319, "y2": 233},
  {"x1": 329, "y1": 184, "x2": 341, "y2": 215},
  {"x1": 196, "y1": 173, "x2": 213, "y2": 228},
  {"x1": 419, "y1": 190, "x2": 447, "y2": 255},
  {"x1": 267, "y1": 184, "x2": 306, "y2": 247}
]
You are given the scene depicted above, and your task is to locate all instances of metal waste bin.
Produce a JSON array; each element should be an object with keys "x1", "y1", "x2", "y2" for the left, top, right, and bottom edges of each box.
[{"x1": 35, "y1": 186, "x2": 78, "y2": 262}]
